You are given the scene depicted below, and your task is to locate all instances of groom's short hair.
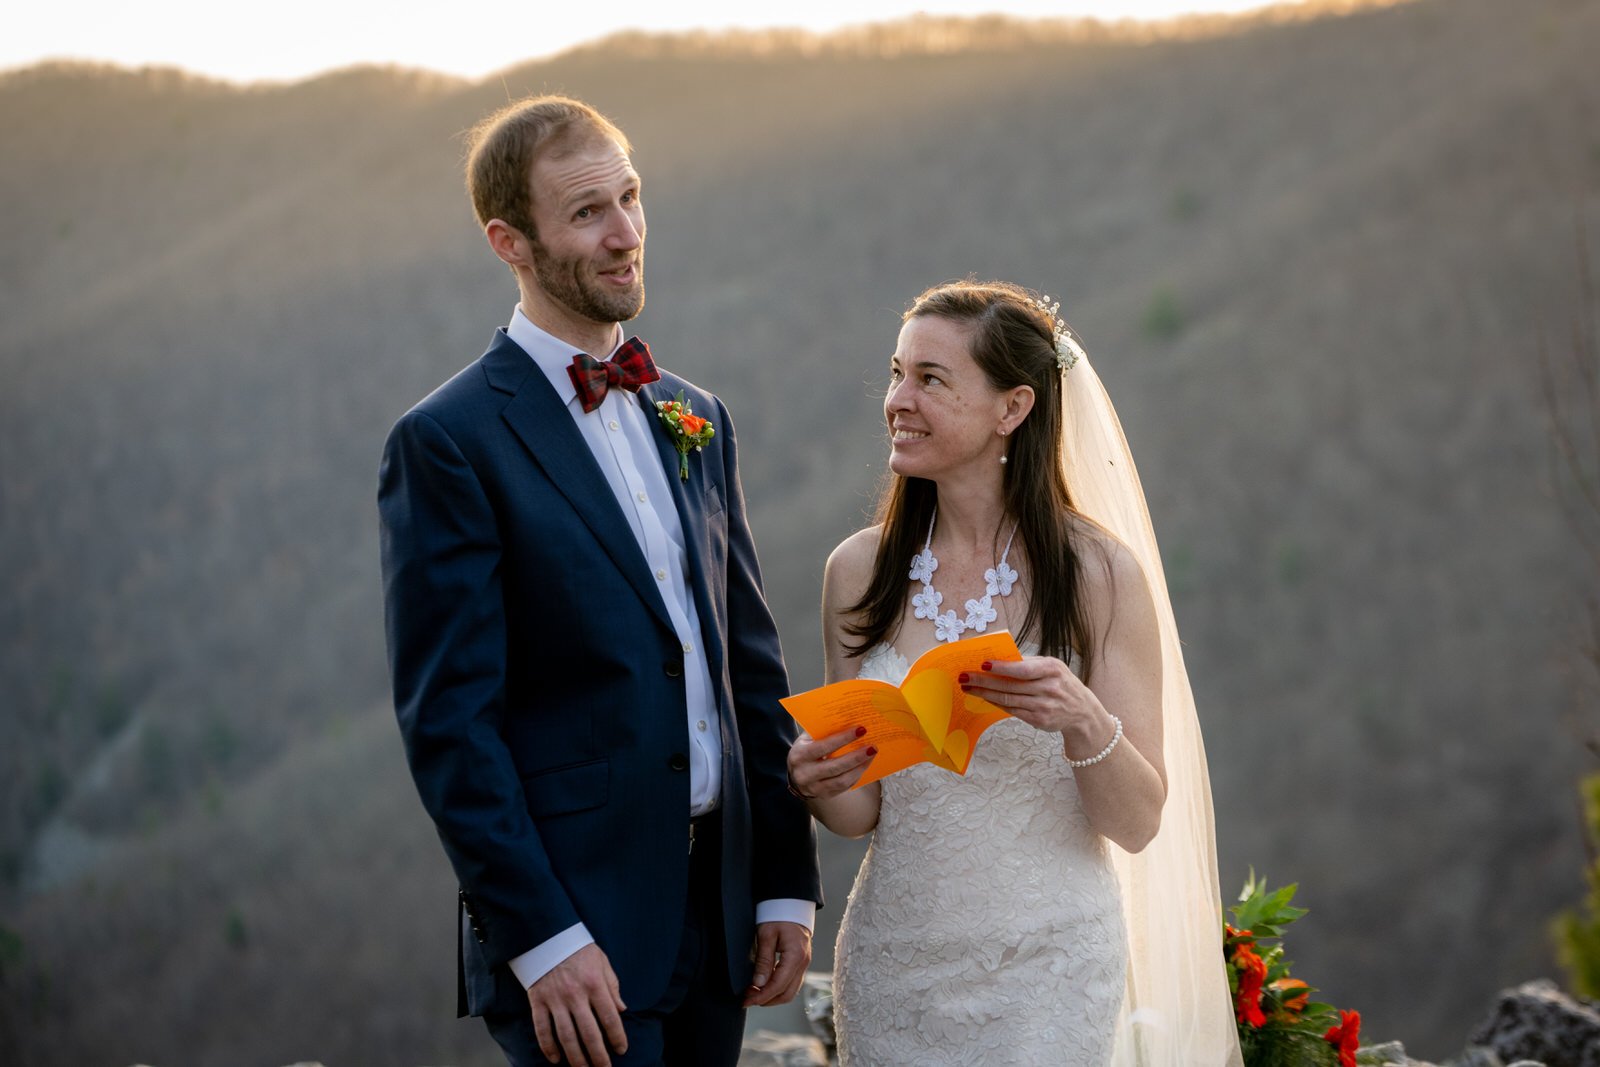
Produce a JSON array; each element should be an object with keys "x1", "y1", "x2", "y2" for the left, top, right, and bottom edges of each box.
[{"x1": 465, "y1": 95, "x2": 632, "y2": 244}]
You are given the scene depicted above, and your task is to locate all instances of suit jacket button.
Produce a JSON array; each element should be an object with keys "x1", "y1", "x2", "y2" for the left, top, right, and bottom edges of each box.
[
  {"x1": 664, "y1": 662, "x2": 682, "y2": 678},
  {"x1": 668, "y1": 753, "x2": 689, "y2": 772}
]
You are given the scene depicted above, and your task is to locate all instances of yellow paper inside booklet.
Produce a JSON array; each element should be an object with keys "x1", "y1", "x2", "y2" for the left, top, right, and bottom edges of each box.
[{"x1": 780, "y1": 630, "x2": 1023, "y2": 788}]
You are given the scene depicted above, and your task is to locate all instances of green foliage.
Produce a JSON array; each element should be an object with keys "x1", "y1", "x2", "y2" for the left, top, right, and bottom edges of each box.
[
  {"x1": 203, "y1": 714, "x2": 238, "y2": 768},
  {"x1": 0, "y1": 923, "x2": 22, "y2": 974},
  {"x1": 139, "y1": 723, "x2": 175, "y2": 798},
  {"x1": 224, "y1": 910, "x2": 248, "y2": 951},
  {"x1": 1228, "y1": 873, "x2": 1356, "y2": 1067},
  {"x1": 33, "y1": 762, "x2": 68, "y2": 818},
  {"x1": 46, "y1": 664, "x2": 73, "y2": 727},
  {"x1": 1169, "y1": 187, "x2": 1202, "y2": 222},
  {"x1": 203, "y1": 779, "x2": 225, "y2": 817},
  {"x1": 1142, "y1": 288, "x2": 1184, "y2": 341},
  {"x1": 1162, "y1": 543, "x2": 1196, "y2": 598},
  {"x1": 1276, "y1": 539, "x2": 1309, "y2": 587},
  {"x1": 94, "y1": 683, "x2": 130, "y2": 738},
  {"x1": 1553, "y1": 772, "x2": 1600, "y2": 998},
  {"x1": 1238, "y1": 1025, "x2": 1336, "y2": 1067},
  {"x1": 1232, "y1": 870, "x2": 1310, "y2": 937}
]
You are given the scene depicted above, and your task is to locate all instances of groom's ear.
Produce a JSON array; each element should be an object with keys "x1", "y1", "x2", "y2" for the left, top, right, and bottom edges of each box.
[{"x1": 484, "y1": 218, "x2": 534, "y2": 269}]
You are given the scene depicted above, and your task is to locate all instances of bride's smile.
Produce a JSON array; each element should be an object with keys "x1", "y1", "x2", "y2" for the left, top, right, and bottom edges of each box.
[{"x1": 883, "y1": 315, "x2": 1015, "y2": 481}]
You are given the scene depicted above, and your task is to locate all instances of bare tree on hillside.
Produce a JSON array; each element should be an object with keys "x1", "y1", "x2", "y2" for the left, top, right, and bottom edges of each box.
[
  {"x1": 1544, "y1": 223, "x2": 1600, "y2": 999},
  {"x1": 1541, "y1": 225, "x2": 1600, "y2": 751}
]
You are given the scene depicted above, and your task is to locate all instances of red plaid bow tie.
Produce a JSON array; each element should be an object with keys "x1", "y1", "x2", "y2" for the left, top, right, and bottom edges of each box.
[{"x1": 567, "y1": 337, "x2": 659, "y2": 414}]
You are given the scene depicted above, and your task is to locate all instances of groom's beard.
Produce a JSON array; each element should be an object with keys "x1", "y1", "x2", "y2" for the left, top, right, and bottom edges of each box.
[{"x1": 531, "y1": 242, "x2": 646, "y2": 326}]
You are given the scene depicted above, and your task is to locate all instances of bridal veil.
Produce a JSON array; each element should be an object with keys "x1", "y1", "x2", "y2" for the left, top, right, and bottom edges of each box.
[{"x1": 1059, "y1": 346, "x2": 1244, "y2": 1066}]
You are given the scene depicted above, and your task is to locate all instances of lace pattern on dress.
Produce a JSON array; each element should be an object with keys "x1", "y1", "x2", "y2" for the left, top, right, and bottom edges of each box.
[{"x1": 833, "y1": 644, "x2": 1127, "y2": 1065}]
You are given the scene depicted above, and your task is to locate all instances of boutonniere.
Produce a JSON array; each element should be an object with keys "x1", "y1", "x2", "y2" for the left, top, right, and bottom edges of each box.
[{"x1": 655, "y1": 391, "x2": 715, "y2": 481}]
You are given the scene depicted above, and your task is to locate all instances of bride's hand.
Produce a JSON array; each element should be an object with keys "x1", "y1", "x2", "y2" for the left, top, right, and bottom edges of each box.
[
  {"x1": 960, "y1": 656, "x2": 1115, "y2": 754},
  {"x1": 787, "y1": 727, "x2": 877, "y2": 800}
]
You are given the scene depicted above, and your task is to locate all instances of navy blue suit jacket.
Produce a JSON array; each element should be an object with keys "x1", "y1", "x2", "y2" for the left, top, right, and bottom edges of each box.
[{"x1": 379, "y1": 329, "x2": 821, "y2": 1018}]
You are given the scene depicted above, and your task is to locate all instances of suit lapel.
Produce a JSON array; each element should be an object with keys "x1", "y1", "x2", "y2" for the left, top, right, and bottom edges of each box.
[
  {"x1": 640, "y1": 380, "x2": 727, "y2": 696},
  {"x1": 484, "y1": 332, "x2": 675, "y2": 633}
]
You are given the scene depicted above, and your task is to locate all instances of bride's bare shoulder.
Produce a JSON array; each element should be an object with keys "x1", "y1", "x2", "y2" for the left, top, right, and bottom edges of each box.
[
  {"x1": 824, "y1": 525, "x2": 884, "y2": 601},
  {"x1": 1066, "y1": 512, "x2": 1154, "y2": 627}
]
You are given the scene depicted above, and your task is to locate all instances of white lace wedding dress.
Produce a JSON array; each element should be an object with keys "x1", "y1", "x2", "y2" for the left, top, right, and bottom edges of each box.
[{"x1": 832, "y1": 642, "x2": 1128, "y2": 1065}]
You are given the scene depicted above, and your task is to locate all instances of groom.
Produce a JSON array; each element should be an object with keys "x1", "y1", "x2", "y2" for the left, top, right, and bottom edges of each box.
[{"x1": 378, "y1": 95, "x2": 821, "y2": 1067}]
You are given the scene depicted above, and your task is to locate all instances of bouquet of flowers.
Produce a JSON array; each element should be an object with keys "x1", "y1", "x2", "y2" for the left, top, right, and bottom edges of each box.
[{"x1": 1225, "y1": 872, "x2": 1362, "y2": 1067}]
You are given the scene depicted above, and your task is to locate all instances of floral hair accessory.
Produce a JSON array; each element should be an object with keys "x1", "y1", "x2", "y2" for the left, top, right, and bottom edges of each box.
[
  {"x1": 655, "y1": 391, "x2": 715, "y2": 480},
  {"x1": 1035, "y1": 293, "x2": 1085, "y2": 372}
]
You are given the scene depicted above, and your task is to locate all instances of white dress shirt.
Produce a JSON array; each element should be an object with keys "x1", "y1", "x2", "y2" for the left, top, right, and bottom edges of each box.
[{"x1": 502, "y1": 309, "x2": 813, "y2": 989}]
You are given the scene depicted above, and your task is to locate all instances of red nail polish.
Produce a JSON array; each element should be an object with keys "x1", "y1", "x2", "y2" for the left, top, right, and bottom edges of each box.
[
  {"x1": 866, "y1": 746, "x2": 878, "y2": 756},
  {"x1": 981, "y1": 661, "x2": 992, "y2": 671},
  {"x1": 855, "y1": 726, "x2": 868, "y2": 737},
  {"x1": 958, "y1": 672, "x2": 970, "y2": 684}
]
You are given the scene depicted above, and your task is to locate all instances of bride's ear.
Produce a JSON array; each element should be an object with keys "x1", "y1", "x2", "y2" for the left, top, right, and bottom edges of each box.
[{"x1": 998, "y1": 385, "x2": 1035, "y2": 435}]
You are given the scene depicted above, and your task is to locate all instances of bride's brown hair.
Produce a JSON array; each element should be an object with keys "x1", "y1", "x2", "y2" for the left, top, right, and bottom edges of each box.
[{"x1": 844, "y1": 280, "x2": 1101, "y2": 680}]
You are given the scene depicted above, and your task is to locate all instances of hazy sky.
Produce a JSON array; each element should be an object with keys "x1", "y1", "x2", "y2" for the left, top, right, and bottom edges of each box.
[{"x1": 8, "y1": 1, "x2": 1303, "y2": 84}]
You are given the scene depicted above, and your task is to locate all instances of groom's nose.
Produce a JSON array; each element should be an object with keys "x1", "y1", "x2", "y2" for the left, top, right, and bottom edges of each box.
[{"x1": 606, "y1": 205, "x2": 645, "y2": 251}]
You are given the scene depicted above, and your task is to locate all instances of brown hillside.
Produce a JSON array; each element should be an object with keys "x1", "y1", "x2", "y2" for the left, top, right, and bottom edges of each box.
[{"x1": 2, "y1": 0, "x2": 1598, "y2": 1061}]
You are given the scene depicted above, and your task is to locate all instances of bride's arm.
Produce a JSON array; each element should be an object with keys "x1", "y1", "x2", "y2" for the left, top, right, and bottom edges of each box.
[
  {"x1": 961, "y1": 535, "x2": 1167, "y2": 852},
  {"x1": 785, "y1": 530, "x2": 883, "y2": 839},
  {"x1": 1064, "y1": 538, "x2": 1168, "y2": 852}
]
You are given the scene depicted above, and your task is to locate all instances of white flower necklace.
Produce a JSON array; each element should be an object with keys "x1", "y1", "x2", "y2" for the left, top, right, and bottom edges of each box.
[{"x1": 908, "y1": 507, "x2": 1020, "y2": 643}]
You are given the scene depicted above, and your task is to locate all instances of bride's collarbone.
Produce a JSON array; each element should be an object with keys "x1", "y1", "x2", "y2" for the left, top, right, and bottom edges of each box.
[{"x1": 891, "y1": 598, "x2": 1031, "y2": 660}]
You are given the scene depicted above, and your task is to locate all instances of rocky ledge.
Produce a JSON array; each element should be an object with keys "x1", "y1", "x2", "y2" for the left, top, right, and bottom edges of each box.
[{"x1": 737, "y1": 977, "x2": 1600, "y2": 1067}]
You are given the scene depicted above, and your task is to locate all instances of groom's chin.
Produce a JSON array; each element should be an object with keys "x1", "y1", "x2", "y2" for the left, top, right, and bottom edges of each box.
[{"x1": 606, "y1": 282, "x2": 645, "y2": 323}]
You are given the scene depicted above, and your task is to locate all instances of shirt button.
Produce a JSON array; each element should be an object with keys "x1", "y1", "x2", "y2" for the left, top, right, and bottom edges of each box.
[
  {"x1": 636, "y1": 491, "x2": 647, "y2": 503},
  {"x1": 656, "y1": 569, "x2": 667, "y2": 581},
  {"x1": 608, "y1": 420, "x2": 620, "y2": 431},
  {"x1": 682, "y1": 642, "x2": 693, "y2": 654},
  {"x1": 696, "y1": 720, "x2": 708, "y2": 732}
]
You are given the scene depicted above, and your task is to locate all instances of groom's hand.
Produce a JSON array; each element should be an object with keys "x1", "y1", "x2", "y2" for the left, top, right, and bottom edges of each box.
[
  {"x1": 527, "y1": 943, "x2": 628, "y2": 1067},
  {"x1": 743, "y1": 921, "x2": 812, "y2": 1007}
]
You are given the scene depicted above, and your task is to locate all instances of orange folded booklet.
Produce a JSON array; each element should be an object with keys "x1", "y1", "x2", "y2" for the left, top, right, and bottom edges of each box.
[{"x1": 780, "y1": 630, "x2": 1024, "y2": 788}]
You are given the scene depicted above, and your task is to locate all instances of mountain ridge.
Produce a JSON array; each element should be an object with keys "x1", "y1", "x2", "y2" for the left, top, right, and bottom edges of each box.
[{"x1": 2, "y1": 0, "x2": 1597, "y2": 1061}]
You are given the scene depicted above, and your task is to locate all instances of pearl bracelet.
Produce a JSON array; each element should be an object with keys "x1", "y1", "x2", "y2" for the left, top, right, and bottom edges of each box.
[{"x1": 1065, "y1": 714, "x2": 1123, "y2": 769}]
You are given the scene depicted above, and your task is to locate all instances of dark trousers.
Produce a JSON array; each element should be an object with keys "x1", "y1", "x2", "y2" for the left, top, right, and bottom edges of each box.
[{"x1": 485, "y1": 818, "x2": 745, "y2": 1067}]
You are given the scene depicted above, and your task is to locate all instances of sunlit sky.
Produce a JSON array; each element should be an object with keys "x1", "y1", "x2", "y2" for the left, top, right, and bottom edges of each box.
[{"x1": 8, "y1": 1, "x2": 1310, "y2": 84}]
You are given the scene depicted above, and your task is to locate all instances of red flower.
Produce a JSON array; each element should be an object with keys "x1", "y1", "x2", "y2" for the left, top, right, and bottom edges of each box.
[
  {"x1": 1269, "y1": 977, "x2": 1310, "y2": 1021},
  {"x1": 679, "y1": 413, "x2": 708, "y2": 435},
  {"x1": 1323, "y1": 1009, "x2": 1361, "y2": 1067},
  {"x1": 1231, "y1": 943, "x2": 1268, "y2": 1028}
]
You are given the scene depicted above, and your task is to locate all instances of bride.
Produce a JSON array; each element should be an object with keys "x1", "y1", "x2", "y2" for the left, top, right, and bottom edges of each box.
[{"x1": 786, "y1": 281, "x2": 1242, "y2": 1065}]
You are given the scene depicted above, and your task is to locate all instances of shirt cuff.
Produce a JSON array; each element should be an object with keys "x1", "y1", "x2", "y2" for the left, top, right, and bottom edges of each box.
[
  {"x1": 508, "y1": 922, "x2": 595, "y2": 990},
  {"x1": 755, "y1": 899, "x2": 816, "y2": 932}
]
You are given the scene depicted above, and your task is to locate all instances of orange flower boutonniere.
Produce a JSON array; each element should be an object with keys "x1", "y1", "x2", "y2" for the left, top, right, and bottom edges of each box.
[{"x1": 655, "y1": 391, "x2": 715, "y2": 481}]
